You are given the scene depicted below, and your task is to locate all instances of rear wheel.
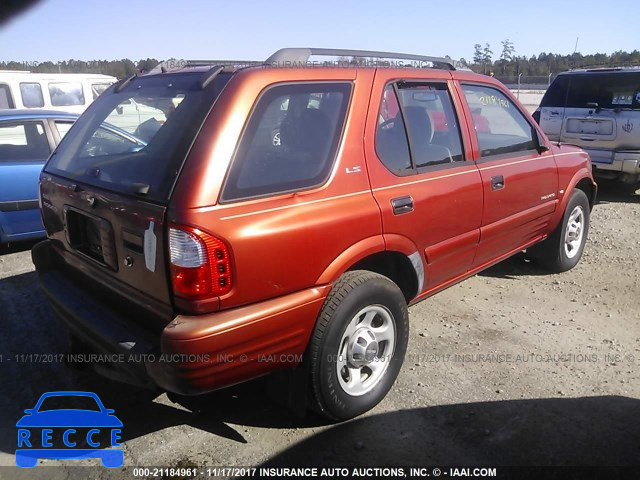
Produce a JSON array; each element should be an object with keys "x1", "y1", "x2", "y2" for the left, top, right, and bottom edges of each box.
[
  {"x1": 532, "y1": 189, "x2": 590, "y2": 272},
  {"x1": 308, "y1": 270, "x2": 409, "y2": 421}
]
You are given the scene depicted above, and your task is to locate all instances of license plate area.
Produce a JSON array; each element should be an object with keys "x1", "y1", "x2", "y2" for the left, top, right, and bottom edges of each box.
[
  {"x1": 566, "y1": 118, "x2": 614, "y2": 135},
  {"x1": 65, "y1": 207, "x2": 118, "y2": 270}
]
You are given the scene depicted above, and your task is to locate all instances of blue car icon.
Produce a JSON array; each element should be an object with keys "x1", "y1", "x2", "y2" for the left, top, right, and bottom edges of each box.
[{"x1": 16, "y1": 391, "x2": 123, "y2": 468}]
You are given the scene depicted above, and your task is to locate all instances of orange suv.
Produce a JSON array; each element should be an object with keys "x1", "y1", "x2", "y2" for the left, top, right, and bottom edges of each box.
[{"x1": 32, "y1": 48, "x2": 596, "y2": 421}]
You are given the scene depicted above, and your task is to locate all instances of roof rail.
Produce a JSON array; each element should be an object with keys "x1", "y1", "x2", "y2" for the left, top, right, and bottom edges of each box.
[
  {"x1": 265, "y1": 48, "x2": 458, "y2": 70},
  {"x1": 147, "y1": 59, "x2": 263, "y2": 75}
]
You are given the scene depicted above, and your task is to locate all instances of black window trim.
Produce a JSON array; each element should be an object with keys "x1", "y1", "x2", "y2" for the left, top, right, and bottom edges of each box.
[
  {"x1": 375, "y1": 79, "x2": 468, "y2": 177},
  {"x1": 461, "y1": 82, "x2": 540, "y2": 163},
  {"x1": 0, "y1": 83, "x2": 15, "y2": 109},
  {"x1": 219, "y1": 80, "x2": 354, "y2": 204}
]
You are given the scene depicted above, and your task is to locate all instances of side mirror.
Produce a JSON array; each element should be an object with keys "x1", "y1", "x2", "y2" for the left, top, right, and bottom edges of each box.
[
  {"x1": 24, "y1": 409, "x2": 34, "y2": 415},
  {"x1": 116, "y1": 106, "x2": 123, "y2": 115},
  {"x1": 535, "y1": 129, "x2": 549, "y2": 154}
]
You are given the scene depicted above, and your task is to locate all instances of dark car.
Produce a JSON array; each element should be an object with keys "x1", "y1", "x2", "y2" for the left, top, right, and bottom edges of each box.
[
  {"x1": 33, "y1": 48, "x2": 596, "y2": 421},
  {"x1": 0, "y1": 110, "x2": 145, "y2": 243}
]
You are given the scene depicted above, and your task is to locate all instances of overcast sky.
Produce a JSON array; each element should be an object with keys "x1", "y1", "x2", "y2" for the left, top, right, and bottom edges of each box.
[{"x1": 1, "y1": 0, "x2": 638, "y2": 63}]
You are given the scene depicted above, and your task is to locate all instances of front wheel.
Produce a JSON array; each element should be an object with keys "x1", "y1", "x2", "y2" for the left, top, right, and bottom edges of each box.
[
  {"x1": 308, "y1": 270, "x2": 409, "y2": 421},
  {"x1": 532, "y1": 189, "x2": 590, "y2": 272}
]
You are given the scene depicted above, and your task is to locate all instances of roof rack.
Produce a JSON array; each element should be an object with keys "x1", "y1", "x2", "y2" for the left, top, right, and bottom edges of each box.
[
  {"x1": 148, "y1": 48, "x2": 461, "y2": 76},
  {"x1": 265, "y1": 48, "x2": 459, "y2": 70},
  {"x1": 147, "y1": 59, "x2": 263, "y2": 75}
]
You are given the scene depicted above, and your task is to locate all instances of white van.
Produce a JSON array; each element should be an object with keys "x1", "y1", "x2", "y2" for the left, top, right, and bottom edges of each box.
[{"x1": 0, "y1": 71, "x2": 117, "y2": 113}]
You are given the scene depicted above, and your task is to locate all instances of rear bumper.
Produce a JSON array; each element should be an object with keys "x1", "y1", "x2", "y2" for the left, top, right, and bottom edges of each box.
[
  {"x1": 32, "y1": 240, "x2": 328, "y2": 395},
  {"x1": 588, "y1": 150, "x2": 640, "y2": 178}
]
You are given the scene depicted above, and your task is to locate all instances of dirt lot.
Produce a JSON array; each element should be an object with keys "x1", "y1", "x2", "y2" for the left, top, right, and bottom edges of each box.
[{"x1": 0, "y1": 185, "x2": 638, "y2": 479}]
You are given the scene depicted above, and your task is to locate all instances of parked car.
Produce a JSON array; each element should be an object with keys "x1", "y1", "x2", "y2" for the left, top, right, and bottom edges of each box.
[
  {"x1": 0, "y1": 110, "x2": 146, "y2": 243},
  {"x1": 32, "y1": 48, "x2": 596, "y2": 421},
  {"x1": 534, "y1": 67, "x2": 640, "y2": 190},
  {"x1": 0, "y1": 72, "x2": 116, "y2": 113}
]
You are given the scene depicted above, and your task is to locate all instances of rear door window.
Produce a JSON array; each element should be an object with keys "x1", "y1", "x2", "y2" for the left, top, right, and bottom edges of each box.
[
  {"x1": 462, "y1": 84, "x2": 536, "y2": 159},
  {"x1": 375, "y1": 82, "x2": 465, "y2": 175},
  {"x1": 54, "y1": 121, "x2": 74, "y2": 139},
  {"x1": 20, "y1": 83, "x2": 45, "y2": 108},
  {"x1": 221, "y1": 82, "x2": 352, "y2": 202},
  {"x1": 48, "y1": 82, "x2": 85, "y2": 106},
  {"x1": 0, "y1": 121, "x2": 50, "y2": 161}
]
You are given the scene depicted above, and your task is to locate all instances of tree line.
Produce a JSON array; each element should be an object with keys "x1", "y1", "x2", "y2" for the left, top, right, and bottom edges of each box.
[
  {"x1": 1, "y1": 47, "x2": 639, "y2": 80},
  {"x1": 468, "y1": 41, "x2": 640, "y2": 77},
  {"x1": 0, "y1": 59, "x2": 159, "y2": 78}
]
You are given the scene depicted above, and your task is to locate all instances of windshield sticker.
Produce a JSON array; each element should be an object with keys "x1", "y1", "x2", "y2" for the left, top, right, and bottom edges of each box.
[
  {"x1": 612, "y1": 92, "x2": 633, "y2": 105},
  {"x1": 477, "y1": 95, "x2": 510, "y2": 109}
]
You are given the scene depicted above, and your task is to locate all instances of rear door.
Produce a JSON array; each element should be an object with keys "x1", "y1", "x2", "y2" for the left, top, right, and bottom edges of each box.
[
  {"x1": 40, "y1": 72, "x2": 230, "y2": 322},
  {"x1": 457, "y1": 82, "x2": 558, "y2": 267},
  {"x1": 0, "y1": 119, "x2": 51, "y2": 239},
  {"x1": 366, "y1": 70, "x2": 483, "y2": 292}
]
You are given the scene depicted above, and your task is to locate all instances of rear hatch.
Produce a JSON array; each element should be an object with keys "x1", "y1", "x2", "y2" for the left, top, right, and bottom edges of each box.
[
  {"x1": 538, "y1": 71, "x2": 640, "y2": 164},
  {"x1": 40, "y1": 70, "x2": 231, "y2": 324}
]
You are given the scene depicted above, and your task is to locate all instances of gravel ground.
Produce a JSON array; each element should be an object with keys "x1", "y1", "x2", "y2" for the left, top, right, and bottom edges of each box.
[{"x1": 0, "y1": 184, "x2": 638, "y2": 479}]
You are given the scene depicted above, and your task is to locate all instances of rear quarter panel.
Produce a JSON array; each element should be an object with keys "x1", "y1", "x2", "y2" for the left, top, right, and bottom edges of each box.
[{"x1": 170, "y1": 68, "x2": 383, "y2": 309}]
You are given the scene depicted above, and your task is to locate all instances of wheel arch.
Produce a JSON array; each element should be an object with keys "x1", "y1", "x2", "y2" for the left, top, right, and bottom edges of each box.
[
  {"x1": 551, "y1": 170, "x2": 597, "y2": 229},
  {"x1": 316, "y1": 234, "x2": 422, "y2": 303}
]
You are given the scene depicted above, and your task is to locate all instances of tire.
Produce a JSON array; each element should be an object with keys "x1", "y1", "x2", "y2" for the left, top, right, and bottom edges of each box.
[
  {"x1": 533, "y1": 189, "x2": 590, "y2": 273},
  {"x1": 308, "y1": 270, "x2": 409, "y2": 421}
]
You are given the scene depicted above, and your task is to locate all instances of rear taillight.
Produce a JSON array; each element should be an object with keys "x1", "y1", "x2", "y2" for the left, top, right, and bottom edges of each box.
[{"x1": 168, "y1": 225, "x2": 232, "y2": 299}]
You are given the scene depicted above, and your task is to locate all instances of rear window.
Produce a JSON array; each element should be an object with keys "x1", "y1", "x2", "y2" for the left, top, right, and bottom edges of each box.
[
  {"x1": 221, "y1": 82, "x2": 352, "y2": 202},
  {"x1": 20, "y1": 82, "x2": 45, "y2": 108},
  {"x1": 542, "y1": 71, "x2": 640, "y2": 109},
  {"x1": 49, "y1": 82, "x2": 85, "y2": 106},
  {"x1": 45, "y1": 72, "x2": 230, "y2": 202}
]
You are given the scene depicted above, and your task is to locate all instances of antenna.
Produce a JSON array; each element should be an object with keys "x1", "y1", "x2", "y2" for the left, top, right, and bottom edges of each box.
[{"x1": 573, "y1": 37, "x2": 579, "y2": 55}]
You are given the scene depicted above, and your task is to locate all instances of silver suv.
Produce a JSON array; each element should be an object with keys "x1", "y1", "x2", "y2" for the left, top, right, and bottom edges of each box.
[{"x1": 534, "y1": 67, "x2": 640, "y2": 188}]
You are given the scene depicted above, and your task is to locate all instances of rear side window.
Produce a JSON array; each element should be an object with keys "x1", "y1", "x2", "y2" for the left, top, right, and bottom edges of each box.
[
  {"x1": 49, "y1": 82, "x2": 85, "y2": 106},
  {"x1": 20, "y1": 83, "x2": 45, "y2": 108},
  {"x1": 0, "y1": 84, "x2": 14, "y2": 109},
  {"x1": 462, "y1": 84, "x2": 536, "y2": 158},
  {"x1": 542, "y1": 72, "x2": 640, "y2": 109},
  {"x1": 0, "y1": 121, "x2": 50, "y2": 162},
  {"x1": 221, "y1": 82, "x2": 352, "y2": 202}
]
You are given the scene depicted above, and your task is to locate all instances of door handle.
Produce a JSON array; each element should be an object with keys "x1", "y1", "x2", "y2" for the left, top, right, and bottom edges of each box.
[
  {"x1": 391, "y1": 196, "x2": 414, "y2": 215},
  {"x1": 491, "y1": 175, "x2": 505, "y2": 191}
]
